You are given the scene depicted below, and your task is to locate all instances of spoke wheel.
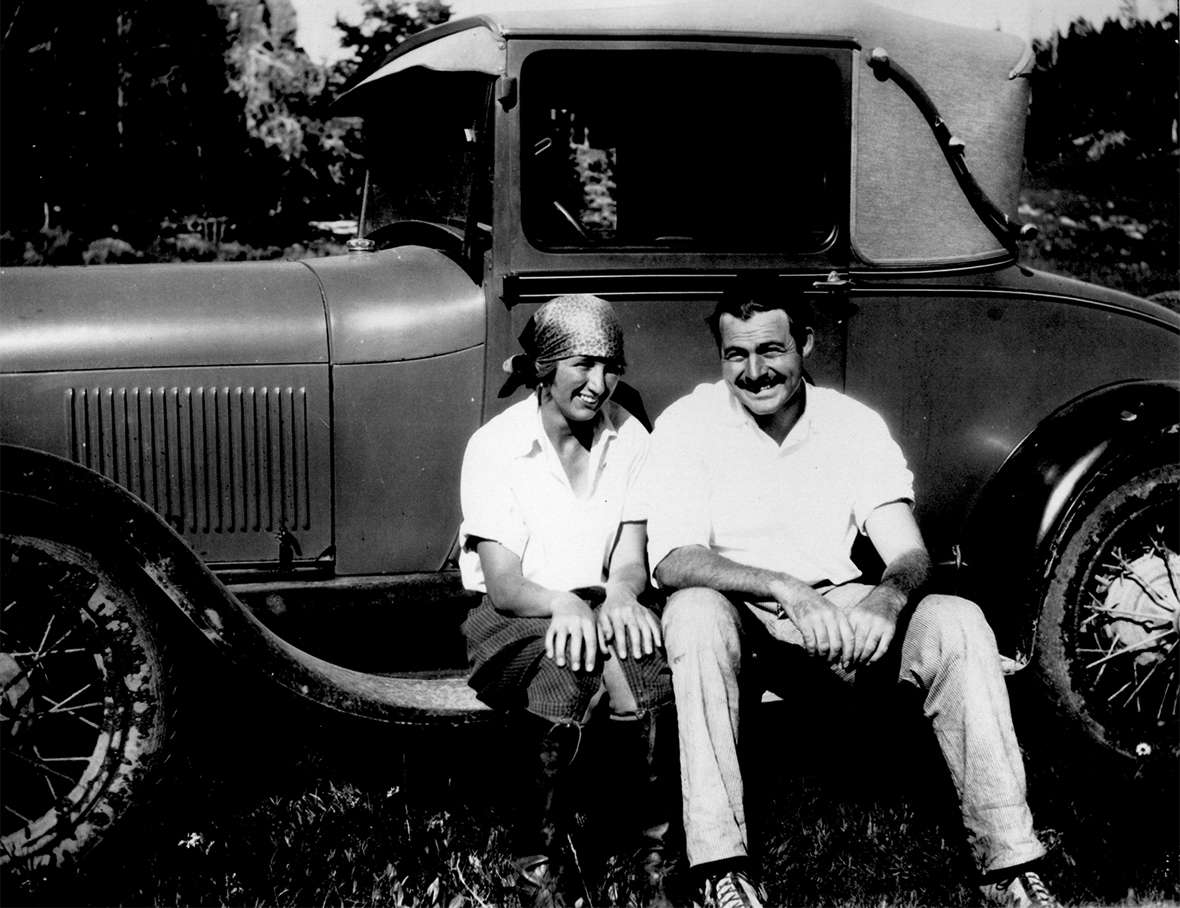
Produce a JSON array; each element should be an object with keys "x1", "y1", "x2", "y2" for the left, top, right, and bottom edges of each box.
[
  {"x1": 1037, "y1": 464, "x2": 1179, "y2": 760},
  {"x1": 0, "y1": 532, "x2": 174, "y2": 868}
]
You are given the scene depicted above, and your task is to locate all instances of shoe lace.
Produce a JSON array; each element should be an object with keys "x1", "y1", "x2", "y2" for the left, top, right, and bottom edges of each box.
[
  {"x1": 711, "y1": 872, "x2": 761, "y2": 908},
  {"x1": 1021, "y1": 872, "x2": 1056, "y2": 907}
]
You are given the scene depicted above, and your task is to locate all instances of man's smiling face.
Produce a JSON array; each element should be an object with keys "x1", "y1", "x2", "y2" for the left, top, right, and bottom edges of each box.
[{"x1": 718, "y1": 309, "x2": 812, "y2": 421}]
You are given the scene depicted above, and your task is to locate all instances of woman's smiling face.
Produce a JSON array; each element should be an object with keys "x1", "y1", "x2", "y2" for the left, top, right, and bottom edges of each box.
[{"x1": 545, "y1": 355, "x2": 621, "y2": 422}]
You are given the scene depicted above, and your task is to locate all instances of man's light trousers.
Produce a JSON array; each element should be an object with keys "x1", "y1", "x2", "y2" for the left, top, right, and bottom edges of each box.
[{"x1": 661, "y1": 584, "x2": 1046, "y2": 875}]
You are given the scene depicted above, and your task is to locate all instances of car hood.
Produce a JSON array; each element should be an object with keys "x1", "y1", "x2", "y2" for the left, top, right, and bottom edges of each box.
[
  {"x1": 1, "y1": 246, "x2": 486, "y2": 374},
  {"x1": 0, "y1": 261, "x2": 328, "y2": 373}
]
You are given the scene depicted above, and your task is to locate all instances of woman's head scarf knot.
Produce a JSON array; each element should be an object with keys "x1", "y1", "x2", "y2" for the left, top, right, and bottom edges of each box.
[{"x1": 499, "y1": 294, "x2": 624, "y2": 397}]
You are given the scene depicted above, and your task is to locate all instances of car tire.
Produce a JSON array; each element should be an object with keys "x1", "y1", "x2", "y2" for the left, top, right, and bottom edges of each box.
[
  {"x1": 1035, "y1": 463, "x2": 1179, "y2": 761},
  {"x1": 0, "y1": 530, "x2": 177, "y2": 869}
]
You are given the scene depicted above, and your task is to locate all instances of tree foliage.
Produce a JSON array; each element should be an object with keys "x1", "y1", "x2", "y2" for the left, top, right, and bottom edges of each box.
[
  {"x1": 223, "y1": 1, "x2": 363, "y2": 241},
  {"x1": 0, "y1": 0, "x2": 450, "y2": 264},
  {"x1": 0, "y1": 0, "x2": 237, "y2": 256},
  {"x1": 332, "y1": 0, "x2": 451, "y2": 83},
  {"x1": 1027, "y1": 13, "x2": 1179, "y2": 176}
]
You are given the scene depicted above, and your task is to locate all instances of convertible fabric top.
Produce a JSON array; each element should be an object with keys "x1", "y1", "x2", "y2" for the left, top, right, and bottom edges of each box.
[{"x1": 339, "y1": 0, "x2": 1031, "y2": 266}]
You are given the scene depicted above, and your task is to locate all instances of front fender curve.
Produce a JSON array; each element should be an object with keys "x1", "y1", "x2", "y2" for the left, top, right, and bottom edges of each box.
[
  {"x1": 0, "y1": 444, "x2": 487, "y2": 725},
  {"x1": 960, "y1": 381, "x2": 1180, "y2": 666}
]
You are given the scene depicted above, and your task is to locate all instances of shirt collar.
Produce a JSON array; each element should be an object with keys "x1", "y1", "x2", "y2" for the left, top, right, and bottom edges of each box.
[
  {"x1": 507, "y1": 393, "x2": 619, "y2": 458},
  {"x1": 717, "y1": 379, "x2": 816, "y2": 449}
]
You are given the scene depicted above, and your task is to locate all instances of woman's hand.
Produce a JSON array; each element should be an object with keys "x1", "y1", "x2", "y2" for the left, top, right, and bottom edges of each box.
[
  {"x1": 546, "y1": 593, "x2": 599, "y2": 671},
  {"x1": 597, "y1": 590, "x2": 662, "y2": 659}
]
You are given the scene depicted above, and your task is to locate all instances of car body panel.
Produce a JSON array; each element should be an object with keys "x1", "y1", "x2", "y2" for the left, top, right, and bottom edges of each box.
[
  {"x1": 330, "y1": 347, "x2": 484, "y2": 575},
  {"x1": 845, "y1": 270, "x2": 1179, "y2": 556},
  {"x1": 491, "y1": 272, "x2": 847, "y2": 427},
  {"x1": 0, "y1": 262, "x2": 327, "y2": 372},
  {"x1": 305, "y1": 246, "x2": 486, "y2": 364},
  {"x1": 849, "y1": 26, "x2": 1027, "y2": 266},
  {"x1": 0, "y1": 365, "x2": 333, "y2": 564}
]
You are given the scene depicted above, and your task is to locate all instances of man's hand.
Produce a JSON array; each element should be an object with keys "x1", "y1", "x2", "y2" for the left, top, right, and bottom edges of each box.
[
  {"x1": 773, "y1": 580, "x2": 854, "y2": 664},
  {"x1": 845, "y1": 586, "x2": 906, "y2": 666},
  {"x1": 546, "y1": 594, "x2": 599, "y2": 671},
  {"x1": 597, "y1": 591, "x2": 662, "y2": 659}
]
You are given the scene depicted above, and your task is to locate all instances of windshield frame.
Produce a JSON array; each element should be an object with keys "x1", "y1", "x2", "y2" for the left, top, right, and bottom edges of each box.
[{"x1": 358, "y1": 68, "x2": 496, "y2": 268}]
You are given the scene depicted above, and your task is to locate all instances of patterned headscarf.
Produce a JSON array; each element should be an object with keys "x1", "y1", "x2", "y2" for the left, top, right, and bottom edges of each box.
[{"x1": 498, "y1": 294, "x2": 625, "y2": 397}]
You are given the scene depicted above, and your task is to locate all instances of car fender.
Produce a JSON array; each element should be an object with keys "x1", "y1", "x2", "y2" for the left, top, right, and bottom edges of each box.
[
  {"x1": 960, "y1": 380, "x2": 1180, "y2": 665},
  {"x1": 1, "y1": 444, "x2": 487, "y2": 724}
]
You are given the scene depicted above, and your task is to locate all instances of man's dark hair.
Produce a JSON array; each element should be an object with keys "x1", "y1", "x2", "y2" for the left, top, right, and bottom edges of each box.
[{"x1": 706, "y1": 279, "x2": 814, "y2": 352}]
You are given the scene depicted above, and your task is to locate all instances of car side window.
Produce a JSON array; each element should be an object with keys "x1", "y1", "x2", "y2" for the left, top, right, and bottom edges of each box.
[{"x1": 521, "y1": 49, "x2": 845, "y2": 253}]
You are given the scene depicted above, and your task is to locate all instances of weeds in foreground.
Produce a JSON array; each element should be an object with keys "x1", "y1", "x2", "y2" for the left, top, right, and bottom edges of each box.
[
  {"x1": 4, "y1": 692, "x2": 1177, "y2": 908},
  {"x1": 153, "y1": 783, "x2": 515, "y2": 907}
]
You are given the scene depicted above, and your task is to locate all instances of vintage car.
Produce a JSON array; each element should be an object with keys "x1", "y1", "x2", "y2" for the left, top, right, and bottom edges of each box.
[{"x1": 1, "y1": 0, "x2": 1176, "y2": 871}]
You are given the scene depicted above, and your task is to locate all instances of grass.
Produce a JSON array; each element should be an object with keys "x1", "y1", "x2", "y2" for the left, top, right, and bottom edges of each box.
[{"x1": 5, "y1": 680, "x2": 1177, "y2": 908}]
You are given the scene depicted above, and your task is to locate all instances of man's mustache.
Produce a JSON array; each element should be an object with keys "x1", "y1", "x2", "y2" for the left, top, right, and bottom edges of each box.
[{"x1": 735, "y1": 372, "x2": 786, "y2": 393}]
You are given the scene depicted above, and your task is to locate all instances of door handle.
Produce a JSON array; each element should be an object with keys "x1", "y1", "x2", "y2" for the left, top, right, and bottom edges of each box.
[{"x1": 812, "y1": 270, "x2": 853, "y2": 291}]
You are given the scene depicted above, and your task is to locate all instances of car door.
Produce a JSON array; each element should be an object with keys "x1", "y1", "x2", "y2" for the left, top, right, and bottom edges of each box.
[{"x1": 487, "y1": 38, "x2": 855, "y2": 423}]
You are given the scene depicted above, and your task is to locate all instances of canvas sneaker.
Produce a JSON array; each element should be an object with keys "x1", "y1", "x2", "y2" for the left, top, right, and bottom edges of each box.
[
  {"x1": 980, "y1": 870, "x2": 1060, "y2": 908},
  {"x1": 515, "y1": 854, "x2": 586, "y2": 908},
  {"x1": 703, "y1": 870, "x2": 767, "y2": 908}
]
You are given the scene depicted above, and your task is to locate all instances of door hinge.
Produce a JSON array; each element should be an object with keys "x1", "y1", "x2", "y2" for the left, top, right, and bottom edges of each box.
[{"x1": 498, "y1": 76, "x2": 517, "y2": 110}]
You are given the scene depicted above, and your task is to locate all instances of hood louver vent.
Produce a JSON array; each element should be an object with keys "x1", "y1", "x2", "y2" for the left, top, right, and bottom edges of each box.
[{"x1": 66, "y1": 385, "x2": 313, "y2": 538}]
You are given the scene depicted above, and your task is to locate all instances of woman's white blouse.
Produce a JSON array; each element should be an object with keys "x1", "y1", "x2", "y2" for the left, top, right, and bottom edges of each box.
[{"x1": 458, "y1": 396, "x2": 649, "y2": 593}]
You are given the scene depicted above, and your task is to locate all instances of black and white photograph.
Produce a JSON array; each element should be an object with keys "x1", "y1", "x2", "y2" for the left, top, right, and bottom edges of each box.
[{"x1": 1, "y1": 0, "x2": 1177, "y2": 905}]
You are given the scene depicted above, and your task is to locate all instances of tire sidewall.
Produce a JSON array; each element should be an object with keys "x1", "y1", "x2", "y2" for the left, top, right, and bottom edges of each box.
[
  {"x1": 1035, "y1": 462, "x2": 1179, "y2": 759},
  {"x1": 1, "y1": 532, "x2": 175, "y2": 869}
]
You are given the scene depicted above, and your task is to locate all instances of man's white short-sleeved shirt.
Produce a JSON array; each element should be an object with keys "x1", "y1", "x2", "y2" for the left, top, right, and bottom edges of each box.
[
  {"x1": 459, "y1": 395, "x2": 649, "y2": 593},
  {"x1": 644, "y1": 381, "x2": 913, "y2": 586}
]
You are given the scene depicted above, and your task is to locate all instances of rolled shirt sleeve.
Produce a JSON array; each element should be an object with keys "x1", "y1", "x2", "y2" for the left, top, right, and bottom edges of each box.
[
  {"x1": 458, "y1": 431, "x2": 528, "y2": 590},
  {"x1": 620, "y1": 431, "x2": 651, "y2": 525},
  {"x1": 642, "y1": 401, "x2": 713, "y2": 579},
  {"x1": 850, "y1": 407, "x2": 915, "y2": 532}
]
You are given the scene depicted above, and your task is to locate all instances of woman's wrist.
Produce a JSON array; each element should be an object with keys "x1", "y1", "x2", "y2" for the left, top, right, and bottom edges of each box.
[
  {"x1": 602, "y1": 580, "x2": 642, "y2": 605},
  {"x1": 548, "y1": 590, "x2": 587, "y2": 616}
]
